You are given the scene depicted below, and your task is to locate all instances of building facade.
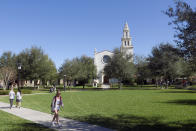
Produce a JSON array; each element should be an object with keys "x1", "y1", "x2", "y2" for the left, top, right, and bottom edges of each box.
[{"x1": 94, "y1": 22, "x2": 134, "y2": 84}]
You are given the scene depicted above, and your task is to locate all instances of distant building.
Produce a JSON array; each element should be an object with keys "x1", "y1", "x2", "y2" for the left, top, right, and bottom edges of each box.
[{"x1": 94, "y1": 22, "x2": 134, "y2": 84}]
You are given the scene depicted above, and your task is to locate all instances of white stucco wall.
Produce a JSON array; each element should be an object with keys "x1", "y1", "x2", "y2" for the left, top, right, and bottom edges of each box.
[{"x1": 94, "y1": 50, "x2": 114, "y2": 84}]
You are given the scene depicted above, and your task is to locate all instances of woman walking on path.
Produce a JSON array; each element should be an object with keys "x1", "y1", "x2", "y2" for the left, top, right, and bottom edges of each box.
[
  {"x1": 51, "y1": 90, "x2": 64, "y2": 127},
  {"x1": 9, "y1": 87, "x2": 15, "y2": 109},
  {"x1": 16, "y1": 88, "x2": 22, "y2": 108}
]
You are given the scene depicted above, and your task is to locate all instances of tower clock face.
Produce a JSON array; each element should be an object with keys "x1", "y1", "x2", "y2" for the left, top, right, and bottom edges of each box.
[{"x1": 102, "y1": 55, "x2": 111, "y2": 64}]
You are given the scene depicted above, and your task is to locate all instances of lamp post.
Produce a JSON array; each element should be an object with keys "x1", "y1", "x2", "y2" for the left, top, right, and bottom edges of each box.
[
  {"x1": 64, "y1": 75, "x2": 66, "y2": 91},
  {"x1": 18, "y1": 63, "x2": 22, "y2": 89}
]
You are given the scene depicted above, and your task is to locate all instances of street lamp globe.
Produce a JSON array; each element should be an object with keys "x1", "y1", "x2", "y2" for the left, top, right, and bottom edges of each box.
[
  {"x1": 18, "y1": 64, "x2": 22, "y2": 70},
  {"x1": 17, "y1": 63, "x2": 22, "y2": 89}
]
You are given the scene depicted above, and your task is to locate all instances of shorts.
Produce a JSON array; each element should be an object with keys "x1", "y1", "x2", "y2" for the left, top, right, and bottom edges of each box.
[
  {"x1": 54, "y1": 106, "x2": 60, "y2": 111},
  {"x1": 51, "y1": 106, "x2": 60, "y2": 112},
  {"x1": 16, "y1": 99, "x2": 21, "y2": 102}
]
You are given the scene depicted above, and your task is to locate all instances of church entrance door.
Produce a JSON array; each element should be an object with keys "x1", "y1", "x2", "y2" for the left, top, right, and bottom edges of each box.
[{"x1": 103, "y1": 76, "x2": 109, "y2": 84}]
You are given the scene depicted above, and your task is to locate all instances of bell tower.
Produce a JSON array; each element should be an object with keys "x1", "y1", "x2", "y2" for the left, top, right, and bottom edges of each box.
[{"x1": 120, "y1": 22, "x2": 133, "y2": 61}]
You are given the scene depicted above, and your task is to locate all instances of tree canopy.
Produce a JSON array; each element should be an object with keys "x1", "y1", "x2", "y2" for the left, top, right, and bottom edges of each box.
[
  {"x1": 0, "y1": 51, "x2": 16, "y2": 68},
  {"x1": 148, "y1": 43, "x2": 190, "y2": 80},
  {"x1": 0, "y1": 52, "x2": 17, "y2": 89},
  {"x1": 134, "y1": 55, "x2": 151, "y2": 85},
  {"x1": 165, "y1": 0, "x2": 196, "y2": 71},
  {"x1": 59, "y1": 55, "x2": 96, "y2": 87},
  {"x1": 17, "y1": 46, "x2": 57, "y2": 85},
  {"x1": 104, "y1": 48, "x2": 136, "y2": 85}
]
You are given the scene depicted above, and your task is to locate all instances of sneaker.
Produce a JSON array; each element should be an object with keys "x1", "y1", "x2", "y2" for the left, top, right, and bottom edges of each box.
[
  {"x1": 57, "y1": 123, "x2": 62, "y2": 128},
  {"x1": 51, "y1": 122, "x2": 55, "y2": 127}
]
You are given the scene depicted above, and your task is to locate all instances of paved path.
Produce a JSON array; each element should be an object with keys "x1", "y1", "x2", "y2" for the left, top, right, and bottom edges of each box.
[{"x1": 0, "y1": 102, "x2": 113, "y2": 131}]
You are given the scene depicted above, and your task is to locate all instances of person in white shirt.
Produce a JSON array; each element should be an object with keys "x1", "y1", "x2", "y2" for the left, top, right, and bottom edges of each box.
[
  {"x1": 16, "y1": 89, "x2": 22, "y2": 108},
  {"x1": 51, "y1": 90, "x2": 64, "y2": 127},
  {"x1": 9, "y1": 87, "x2": 15, "y2": 109}
]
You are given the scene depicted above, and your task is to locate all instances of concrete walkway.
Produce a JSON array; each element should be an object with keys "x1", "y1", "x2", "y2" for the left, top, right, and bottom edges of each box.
[{"x1": 0, "y1": 102, "x2": 113, "y2": 131}]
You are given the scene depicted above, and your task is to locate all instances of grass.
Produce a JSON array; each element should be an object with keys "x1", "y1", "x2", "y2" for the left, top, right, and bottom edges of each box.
[
  {"x1": 31, "y1": 90, "x2": 50, "y2": 94},
  {"x1": 0, "y1": 110, "x2": 53, "y2": 131},
  {"x1": 1, "y1": 89, "x2": 196, "y2": 130}
]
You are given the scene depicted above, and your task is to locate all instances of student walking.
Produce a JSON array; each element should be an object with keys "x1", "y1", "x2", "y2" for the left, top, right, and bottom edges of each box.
[
  {"x1": 9, "y1": 87, "x2": 15, "y2": 109},
  {"x1": 16, "y1": 89, "x2": 22, "y2": 108},
  {"x1": 51, "y1": 90, "x2": 63, "y2": 127},
  {"x1": 53, "y1": 85, "x2": 56, "y2": 93}
]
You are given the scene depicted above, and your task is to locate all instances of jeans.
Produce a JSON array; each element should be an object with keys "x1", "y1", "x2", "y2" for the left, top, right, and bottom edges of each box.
[{"x1": 10, "y1": 99, "x2": 14, "y2": 108}]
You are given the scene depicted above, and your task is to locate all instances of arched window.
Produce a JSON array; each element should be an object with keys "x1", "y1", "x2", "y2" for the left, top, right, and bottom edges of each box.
[
  {"x1": 126, "y1": 32, "x2": 128, "y2": 37},
  {"x1": 124, "y1": 41, "x2": 126, "y2": 46},
  {"x1": 128, "y1": 41, "x2": 129, "y2": 46}
]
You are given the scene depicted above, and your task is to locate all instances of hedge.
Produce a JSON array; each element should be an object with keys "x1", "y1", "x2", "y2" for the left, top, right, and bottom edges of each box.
[{"x1": 0, "y1": 89, "x2": 32, "y2": 95}]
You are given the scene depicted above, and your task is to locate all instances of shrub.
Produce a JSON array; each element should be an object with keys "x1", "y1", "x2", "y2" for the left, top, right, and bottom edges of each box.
[
  {"x1": 0, "y1": 90, "x2": 9, "y2": 95},
  {"x1": 85, "y1": 83, "x2": 93, "y2": 87},
  {"x1": 97, "y1": 84, "x2": 102, "y2": 87},
  {"x1": 110, "y1": 83, "x2": 119, "y2": 88},
  {"x1": 0, "y1": 89, "x2": 32, "y2": 95},
  {"x1": 175, "y1": 85, "x2": 185, "y2": 89},
  {"x1": 20, "y1": 87, "x2": 35, "y2": 90}
]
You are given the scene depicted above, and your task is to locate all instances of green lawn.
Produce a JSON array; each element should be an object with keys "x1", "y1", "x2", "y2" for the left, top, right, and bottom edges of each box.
[
  {"x1": 1, "y1": 89, "x2": 196, "y2": 130},
  {"x1": 0, "y1": 110, "x2": 53, "y2": 131}
]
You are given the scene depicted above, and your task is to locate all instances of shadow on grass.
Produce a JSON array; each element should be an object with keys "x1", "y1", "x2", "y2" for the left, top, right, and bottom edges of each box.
[
  {"x1": 1, "y1": 122, "x2": 54, "y2": 131},
  {"x1": 165, "y1": 99, "x2": 196, "y2": 106},
  {"x1": 71, "y1": 114, "x2": 196, "y2": 131},
  {"x1": 159, "y1": 90, "x2": 196, "y2": 93}
]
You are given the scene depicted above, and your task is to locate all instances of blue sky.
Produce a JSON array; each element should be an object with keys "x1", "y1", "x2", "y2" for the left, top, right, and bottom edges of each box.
[{"x1": 0, "y1": 0, "x2": 195, "y2": 68}]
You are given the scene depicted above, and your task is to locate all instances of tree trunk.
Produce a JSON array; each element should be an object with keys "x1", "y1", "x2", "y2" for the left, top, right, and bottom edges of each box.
[
  {"x1": 3, "y1": 80, "x2": 7, "y2": 90},
  {"x1": 3, "y1": 85, "x2": 6, "y2": 90},
  {"x1": 118, "y1": 79, "x2": 122, "y2": 89}
]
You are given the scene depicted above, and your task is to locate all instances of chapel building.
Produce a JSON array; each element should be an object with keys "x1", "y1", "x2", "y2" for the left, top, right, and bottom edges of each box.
[{"x1": 94, "y1": 22, "x2": 133, "y2": 84}]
